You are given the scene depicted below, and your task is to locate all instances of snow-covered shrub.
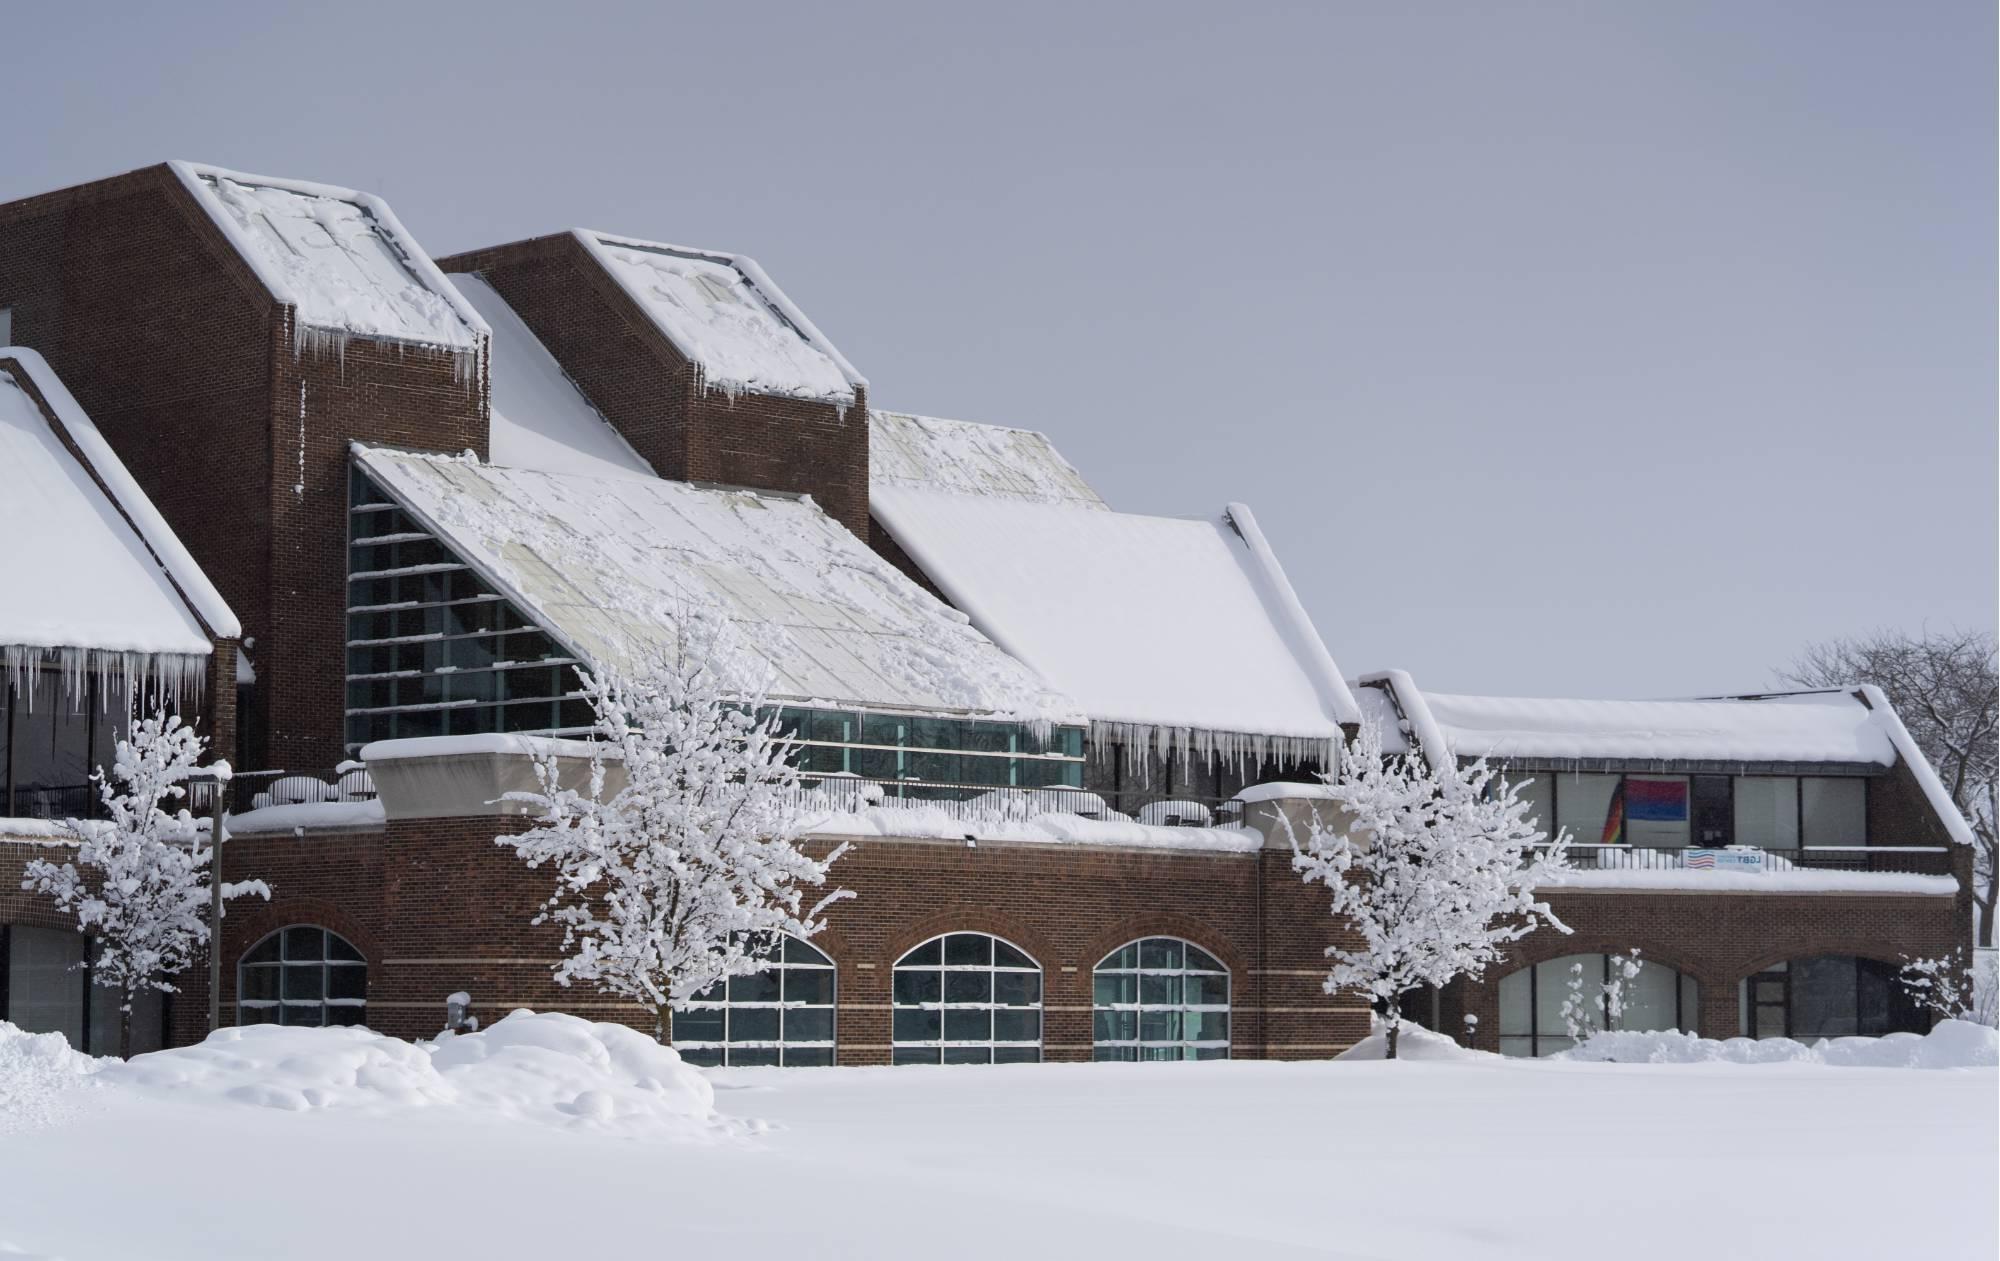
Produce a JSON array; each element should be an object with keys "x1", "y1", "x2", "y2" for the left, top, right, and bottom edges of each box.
[
  {"x1": 1292, "y1": 722, "x2": 1571, "y2": 1058},
  {"x1": 19, "y1": 708, "x2": 267, "y2": 1056},
  {"x1": 500, "y1": 627, "x2": 851, "y2": 1042},
  {"x1": 1901, "y1": 949, "x2": 1998, "y2": 1028}
]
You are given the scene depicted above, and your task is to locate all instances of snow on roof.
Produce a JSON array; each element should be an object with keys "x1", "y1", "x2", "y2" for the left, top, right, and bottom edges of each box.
[
  {"x1": 170, "y1": 162, "x2": 486, "y2": 361},
  {"x1": 870, "y1": 487, "x2": 1360, "y2": 763},
  {"x1": 353, "y1": 446, "x2": 1075, "y2": 723},
  {"x1": 869, "y1": 411, "x2": 1106, "y2": 507},
  {"x1": 577, "y1": 231, "x2": 864, "y2": 404},
  {"x1": 0, "y1": 350, "x2": 232, "y2": 696},
  {"x1": 445, "y1": 273, "x2": 654, "y2": 481},
  {"x1": 1370, "y1": 679, "x2": 1901, "y2": 767}
]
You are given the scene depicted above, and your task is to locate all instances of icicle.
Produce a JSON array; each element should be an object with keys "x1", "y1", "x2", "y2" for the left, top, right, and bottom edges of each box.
[
  {"x1": 1090, "y1": 719, "x2": 1335, "y2": 784},
  {"x1": 3, "y1": 646, "x2": 209, "y2": 713}
]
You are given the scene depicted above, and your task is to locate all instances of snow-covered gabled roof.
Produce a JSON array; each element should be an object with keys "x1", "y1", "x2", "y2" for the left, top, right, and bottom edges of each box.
[
  {"x1": 576, "y1": 231, "x2": 865, "y2": 405},
  {"x1": 352, "y1": 445, "x2": 1075, "y2": 723},
  {"x1": 0, "y1": 349, "x2": 236, "y2": 698},
  {"x1": 869, "y1": 411, "x2": 1106, "y2": 507},
  {"x1": 444, "y1": 273, "x2": 654, "y2": 481},
  {"x1": 1361, "y1": 672, "x2": 1901, "y2": 768},
  {"x1": 169, "y1": 162, "x2": 487, "y2": 365},
  {"x1": 869, "y1": 488, "x2": 1361, "y2": 765}
]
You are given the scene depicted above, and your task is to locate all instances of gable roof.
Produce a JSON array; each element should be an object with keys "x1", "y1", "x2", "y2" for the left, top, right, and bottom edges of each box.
[
  {"x1": 169, "y1": 161, "x2": 487, "y2": 367},
  {"x1": 353, "y1": 445, "x2": 1074, "y2": 723},
  {"x1": 869, "y1": 410, "x2": 1106, "y2": 507},
  {"x1": 445, "y1": 273, "x2": 654, "y2": 481},
  {"x1": 0, "y1": 349, "x2": 236, "y2": 698},
  {"x1": 870, "y1": 488, "x2": 1360, "y2": 765},
  {"x1": 575, "y1": 231, "x2": 865, "y2": 404}
]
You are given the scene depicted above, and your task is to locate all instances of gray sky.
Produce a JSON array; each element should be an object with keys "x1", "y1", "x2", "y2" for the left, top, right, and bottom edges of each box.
[{"x1": 6, "y1": 1, "x2": 1992, "y2": 699}]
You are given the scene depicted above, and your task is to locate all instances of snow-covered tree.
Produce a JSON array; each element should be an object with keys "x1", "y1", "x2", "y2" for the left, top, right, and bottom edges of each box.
[
  {"x1": 1561, "y1": 949, "x2": 1644, "y2": 1046},
  {"x1": 500, "y1": 629, "x2": 852, "y2": 1042},
  {"x1": 1782, "y1": 629, "x2": 1997, "y2": 945},
  {"x1": 1901, "y1": 949, "x2": 1998, "y2": 1028},
  {"x1": 1291, "y1": 722, "x2": 1572, "y2": 1058},
  {"x1": 20, "y1": 707, "x2": 268, "y2": 1057}
]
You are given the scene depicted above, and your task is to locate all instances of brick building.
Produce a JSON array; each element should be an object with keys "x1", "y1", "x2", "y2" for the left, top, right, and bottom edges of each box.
[{"x1": 0, "y1": 161, "x2": 1974, "y2": 1063}]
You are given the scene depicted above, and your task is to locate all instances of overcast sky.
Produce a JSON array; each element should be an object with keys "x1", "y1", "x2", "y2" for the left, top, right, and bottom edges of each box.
[{"x1": 6, "y1": 2, "x2": 1992, "y2": 699}]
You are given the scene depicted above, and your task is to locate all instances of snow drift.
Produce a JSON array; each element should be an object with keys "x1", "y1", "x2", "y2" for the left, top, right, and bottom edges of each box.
[
  {"x1": 1560, "y1": 1019, "x2": 1998, "y2": 1069},
  {"x1": 8, "y1": 1011, "x2": 719, "y2": 1139}
]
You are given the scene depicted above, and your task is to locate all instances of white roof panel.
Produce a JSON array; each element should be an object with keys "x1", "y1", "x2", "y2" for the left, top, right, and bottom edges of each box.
[
  {"x1": 870, "y1": 487, "x2": 1356, "y2": 745},
  {"x1": 445, "y1": 273, "x2": 654, "y2": 481},
  {"x1": 354, "y1": 447, "x2": 1073, "y2": 722},
  {"x1": 869, "y1": 410, "x2": 1106, "y2": 507},
  {"x1": 0, "y1": 355, "x2": 218, "y2": 660}
]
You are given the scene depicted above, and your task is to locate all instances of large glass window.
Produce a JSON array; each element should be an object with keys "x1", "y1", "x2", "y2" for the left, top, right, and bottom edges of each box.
[
  {"x1": 1, "y1": 670, "x2": 126, "y2": 820},
  {"x1": 346, "y1": 466, "x2": 589, "y2": 752},
  {"x1": 5, "y1": 924, "x2": 86, "y2": 1047},
  {"x1": 1801, "y1": 778, "x2": 1867, "y2": 847},
  {"x1": 1734, "y1": 777, "x2": 1800, "y2": 849},
  {"x1": 238, "y1": 926, "x2": 367, "y2": 1027},
  {"x1": 1497, "y1": 952, "x2": 1699, "y2": 1057},
  {"x1": 1093, "y1": 937, "x2": 1230, "y2": 1061},
  {"x1": 892, "y1": 933, "x2": 1042, "y2": 1065},
  {"x1": 1554, "y1": 773, "x2": 1620, "y2": 846},
  {"x1": 674, "y1": 934, "x2": 836, "y2": 1067},
  {"x1": 1738, "y1": 955, "x2": 1926, "y2": 1041}
]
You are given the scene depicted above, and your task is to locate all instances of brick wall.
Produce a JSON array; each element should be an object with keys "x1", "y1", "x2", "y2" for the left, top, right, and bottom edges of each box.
[{"x1": 439, "y1": 235, "x2": 871, "y2": 536}]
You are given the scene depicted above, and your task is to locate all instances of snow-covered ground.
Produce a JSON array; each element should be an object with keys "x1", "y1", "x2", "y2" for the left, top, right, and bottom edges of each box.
[{"x1": 1, "y1": 1014, "x2": 1993, "y2": 1261}]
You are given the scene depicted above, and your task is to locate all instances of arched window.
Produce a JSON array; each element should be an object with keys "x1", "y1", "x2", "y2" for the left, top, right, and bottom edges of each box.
[
  {"x1": 1739, "y1": 955, "x2": 1927, "y2": 1041},
  {"x1": 892, "y1": 932, "x2": 1041, "y2": 1065},
  {"x1": 674, "y1": 934, "x2": 837, "y2": 1067},
  {"x1": 1093, "y1": 937, "x2": 1231, "y2": 1061},
  {"x1": 1497, "y1": 952, "x2": 1697, "y2": 1057},
  {"x1": 238, "y1": 926, "x2": 367, "y2": 1027}
]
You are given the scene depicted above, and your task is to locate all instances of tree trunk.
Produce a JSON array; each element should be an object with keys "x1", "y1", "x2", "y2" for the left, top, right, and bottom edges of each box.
[
  {"x1": 118, "y1": 986, "x2": 134, "y2": 1061},
  {"x1": 1385, "y1": 1019, "x2": 1400, "y2": 1060},
  {"x1": 654, "y1": 1006, "x2": 672, "y2": 1045}
]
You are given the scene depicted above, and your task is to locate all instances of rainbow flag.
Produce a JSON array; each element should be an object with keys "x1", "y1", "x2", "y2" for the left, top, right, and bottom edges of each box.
[{"x1": 1600, "y1": 781, "x2": 1625, "y2": 845}]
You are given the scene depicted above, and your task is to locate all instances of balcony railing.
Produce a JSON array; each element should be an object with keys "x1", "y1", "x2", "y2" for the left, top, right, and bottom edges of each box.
[{"x1": 1545, "y1": 843, "x2": 1953, "y2": 876}]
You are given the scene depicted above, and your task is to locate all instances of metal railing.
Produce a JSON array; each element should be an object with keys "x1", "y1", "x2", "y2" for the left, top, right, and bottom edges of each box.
[
  {"x1": 795, "y1": 774, "x2": 1239, "y2": 829},
  {"x1": 1545, "y1": 843, "x2": 1952, "y2": 876}
]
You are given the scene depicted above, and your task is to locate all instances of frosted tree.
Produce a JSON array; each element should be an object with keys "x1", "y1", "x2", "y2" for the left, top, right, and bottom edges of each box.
[
  {"x1": 1782, "y1": 629, "x2": 1997, "y2": 945},
  {"x1": 1292, "y1": 722, "x2": 1572, "y2": 1058},
  {"x1": 501, "y1": 628, "x2": 852, "y2": 1043},
  {"x1": 20, "y1": 708, "x2": 268, "y2": 1058},
  {"x1": 1900, "y1": 950, "x2": 1998, "y2": 1028},
  {"x1": 1561, "y1": 949, "x2": 1644, "y2": 1046}
]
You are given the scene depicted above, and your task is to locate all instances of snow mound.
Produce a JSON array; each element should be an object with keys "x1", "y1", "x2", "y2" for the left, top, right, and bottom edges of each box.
[
  {"x1": 1560, "y1": 1020, "x2": 1998, "y2": 1069},
  {"x1": 1335, "y1": 1023, "x2": 1495, "y2": 1062},
  {"x1": 105, "y1": 1011, "x2": 717, "y2": 1136},
  {"x1": 0, "y1": 1023, "x2": 105, "y2": 1135}
]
